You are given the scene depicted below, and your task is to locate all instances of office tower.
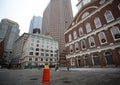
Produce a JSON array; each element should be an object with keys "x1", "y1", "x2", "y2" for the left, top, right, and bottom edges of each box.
[
  {"x1": 0, "y1": 18, "x2": 20, "y2": 63},
  {"x1": 42, "y1": 0, "x2": 73, "y2": 66},
  {"x1": 29, "y1": 16, "x2": 42, "y2": 34}
]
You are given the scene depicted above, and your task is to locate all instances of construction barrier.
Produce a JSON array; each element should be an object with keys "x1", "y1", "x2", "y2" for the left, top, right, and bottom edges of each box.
[{"x1": 42, "y1": 65, "x2": 50, "y2": 83}]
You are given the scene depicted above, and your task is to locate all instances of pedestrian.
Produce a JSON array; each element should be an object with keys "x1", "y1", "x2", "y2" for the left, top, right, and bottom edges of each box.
[{"x1": 55, "y1": 65, "x2": 59, "y2": 71}]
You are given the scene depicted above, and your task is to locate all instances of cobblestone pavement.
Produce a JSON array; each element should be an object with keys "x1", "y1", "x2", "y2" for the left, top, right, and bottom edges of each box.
[{"x1": 0, "y1": 68, "x2": 120, "y2": 85}]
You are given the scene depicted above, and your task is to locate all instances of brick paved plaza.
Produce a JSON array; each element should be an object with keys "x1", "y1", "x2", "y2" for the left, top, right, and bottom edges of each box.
[{"x1": 0, "y1": 68, "x2": 120, "y2": 85}]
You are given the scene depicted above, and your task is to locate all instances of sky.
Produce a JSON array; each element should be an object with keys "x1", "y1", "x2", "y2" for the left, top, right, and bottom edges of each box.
[{"x1": 0, "y1": 0, "x2": 78, "y2": 35}]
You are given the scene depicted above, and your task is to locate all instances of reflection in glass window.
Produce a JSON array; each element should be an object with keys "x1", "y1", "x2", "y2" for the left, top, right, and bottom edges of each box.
[
  {"x1": 104, "y1": 10, "x2": 114, "y2": 23},
  {"x1": 98, "y1": 32, "x2": 107, "y2": 44},
  {"x1": 79, "y1": 27, "x2": 84, "y2": 36},
  {"x1": 94, "y1": 17, "x2": 102, "y2": 28},
  {"x1": 73, "y1": 31, "x2": 77, "y2": 39},
  {"x1": 118, "y1": 3, "x2": 120, "y2": 10},
  {"x1": 68, "y1": 34, "x2": 72, "y2": 42},
  {"x1": 70, "y1": 45, "x2": 73, "y2": 53},
  {"x1": 110, "y1": 26, "x2": 120, "y2": 40},
  {"x1": 86, "y1": 23, "x2": 92, "y2": 33},
  {"x1": 89, "y1": 36, "x2": 95, "y2": 46},
  {"x1": 81, "y1": 39, "x2": 86, "y2": 49},
  {"x1": 75, "y1": 42, "x2": 79, "y2": 51}
]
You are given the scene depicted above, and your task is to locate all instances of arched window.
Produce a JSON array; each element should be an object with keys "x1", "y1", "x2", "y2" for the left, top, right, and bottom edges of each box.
[
  {"x1": 75, "y1": 42, "x2": 79, "y2": 51},
  {"x1": 93, "y1": 54, "x2": 100, "y2": 65},
  {"x1": 86, "y1": 23, "x2": 92, "y2": 33},
  {"x1": 105, "y1": 51, "x2": 114, "y2": 65},
  {"x1": 89, "y1": 36, "x2": 95, "y2": 47},
  {"x1": 70, "y1": 45, "x2": 73, "y2": 53},
  {"x1": 81, "y1": 39, "x2": 86, "y2": 49},
  {"x1": 68, "y1": 34, "x2": 72, "y2": 42},
  {"x1": 110, "y1": 26, "x2": 120, "y2": 40},
  {"x1": 73, "y1": 31, "x2": 77, "y2": 39},
  {"x1": 82, "y1": 12, "x2": 89, "y2": 19},
  {"x1": 98, "y1": 32, "x2": 107, "y2": 44},
  {"x1": 94, "y1": 17, "x2": 102, "y2": 28},
  {"x1": 104, "y1": 10, "x2": 114, "y2": 23},
  {"x1": 118, "y1": 3, "x2": 120, "y2": 10},
  {"x1": 79, "y1": 27, "x2": 84, "y2": 36},
  {"x1": 99, "y1": 0, "x2": 106, "y2": 4}
]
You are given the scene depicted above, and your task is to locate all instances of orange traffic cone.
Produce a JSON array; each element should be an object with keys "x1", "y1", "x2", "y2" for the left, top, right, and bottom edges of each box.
[{"x1": 42, "y1": 64, "x2": 50, "y2": 83}]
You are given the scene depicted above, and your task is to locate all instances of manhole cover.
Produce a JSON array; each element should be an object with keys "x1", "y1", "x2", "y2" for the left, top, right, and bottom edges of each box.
[
  {"x1": 63, "y1": 80, "x2": 71, "y2": 83},
  {"x1": 30, "y1": 78, "x2": 38, "y2": 80}
]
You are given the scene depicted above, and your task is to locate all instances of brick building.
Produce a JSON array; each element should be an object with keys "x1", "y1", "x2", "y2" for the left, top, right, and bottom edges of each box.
[{"x1": 65, "y1": 0, "x2": 120, "y2": 68}]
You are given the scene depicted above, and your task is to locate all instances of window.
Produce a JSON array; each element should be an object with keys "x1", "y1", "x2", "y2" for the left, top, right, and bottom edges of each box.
[
  {"x1": 81, "y1": 39, "x2": 86, "y2": 49},
  {"x1": 68, "y1": 34, "x2": 72, "y2": 42},
  {"x1": 94, "y1": 17, "x2": 102, "y2": 28},
  {"x1": 84, "y1": 55, "x2": 89, "y2": 66},
  {"x1": 31, "y1": 39, "x2": 34, "y2": 42},
  {"x1": 41, "y1": 53, "x2": 44, "y2": 56},
  {"x1": 86, "y1": 23, "x2": 92, "y2": 33},
  {"x1": 35, "y1": 52, "x2": 39, "y2": 56},
  {"x1": 41, "y1": 58, "x2": 43, "y2": 61},
  {"x1": 99, "y1": 0, "x2": 105, "y2": 4},
  {"x1": 93, "y1": 54, "x2": 100, "y2": 65},
  {"x1": 82, "y1": 12, "x2": 89, "y2": 19},
  {"x1": 70, "y1": 45, "x2": 73, "y2": 53},
  {"x1": 36, "y1": 44, "x2": 39, "y2": 47},
  {"x1": 37, "y1": 40, "x2": 39, "y2": 43},
  {"x1": 73, "y1": 31, "x2": 77, "y2": 39},
  {"x1": 46, "y1": 53, "x2": 49, "y2": 56},
  {"x1": 29, "y1": 52, "x2": 33, "y2": 55},
  {"x1": 104, "y1": 10, "x2": 114, "y2": 23},
  {"x1": 79, "y1": 27, "x2": 84, "y2": 36},
  {"x1": 36, "y1": 48, "x2": 39, "y2": 51},
  {"x1": 110, "y1": 26, "x2": 120, "y2": 40},
  {"x1": 105, "y1": 51, "x2": 114, "y2": 65},
  {"x1": 118, "y1": 3, "x2": 120, "y2": 10},
  {"x1": 98, "y1": 32, "x2": 107, "y2": 44},
  {"x1": 75, "y1": 42, "x2": 79, "y2": 51},
  {"x1": 29, "y1": 58, "x2": 32, "y2": 61},
  {"x1": 89, "y1": 36, "x2": 95, "y2": 46},
  {"x1": 35, "y1": 58, "x2": 38, "y2": 61},
  {"x1": 46, "y1": 59, "x2": 48, "y2": 61},
  {"x1": 51, "y1": 54, "x2": 53, "y2": 57},
  {"x1": 30, "y1": 47, "x2": 34, "y2": 51},
  {"x1": 31, "y1": 43, "x2": 34, "y2": 46},
  {"x1": 41, "y1": 49, "x2": 44, "y2": 52}
]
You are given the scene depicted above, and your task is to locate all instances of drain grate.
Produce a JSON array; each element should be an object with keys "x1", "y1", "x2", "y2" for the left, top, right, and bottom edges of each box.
[
  {"x1": 63, "y1": 80, "x2": 71, "y2": 83},
  {"x1": 30, "y1": 78, "x2": 38, "y2": 80}
]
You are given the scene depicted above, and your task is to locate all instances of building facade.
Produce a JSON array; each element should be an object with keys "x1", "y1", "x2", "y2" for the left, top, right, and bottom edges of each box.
[
  {"x1": 42, "y1": 0, "x2": 73, "y2": 66},
  {"x1": 20, "y1": 33, "x2": 59, "y2": 68},
  {"x1": 29, "y1": 16, "x2": 42, "y2": 34},
  {"x1": 0, "y1": 19, "x2": 20, "y2": 63},
  {"x1": 65, "y1": 0, "x2": 120, "y2": 68},
  {"x1": 12, "y1": 33, "x2": 29, "y2": 67}
]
